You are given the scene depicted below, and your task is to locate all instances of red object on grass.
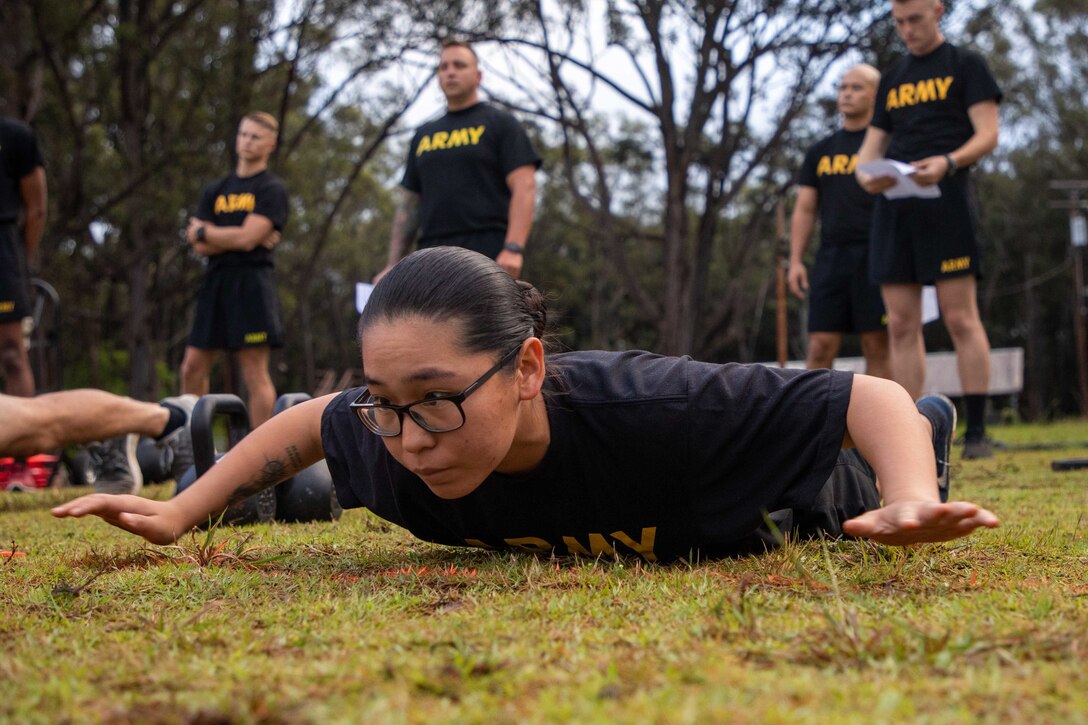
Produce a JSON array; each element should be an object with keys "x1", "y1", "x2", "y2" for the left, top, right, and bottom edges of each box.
[
  {"x1": 0, "y1": 454, "x2": 61, "y2": 491},
  {"x1": 1, "y1": 551, "x2": 27, "y2": 558}
]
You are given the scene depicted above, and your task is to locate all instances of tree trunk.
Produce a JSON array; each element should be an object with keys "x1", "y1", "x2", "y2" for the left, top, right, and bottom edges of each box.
[{"x1": 659, "y1": 172, "x2": 691, "y2": 355}]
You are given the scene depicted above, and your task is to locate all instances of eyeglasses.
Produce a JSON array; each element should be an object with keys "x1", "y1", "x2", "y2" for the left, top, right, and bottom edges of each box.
[{"x1": 350, "y1": 345, "x2": 522, "y2": 437}]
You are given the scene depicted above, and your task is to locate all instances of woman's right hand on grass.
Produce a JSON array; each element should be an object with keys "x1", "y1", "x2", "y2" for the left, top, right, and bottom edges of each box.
[{"x1": 52, "y1": 495, "x2": 193, "y2": 545}]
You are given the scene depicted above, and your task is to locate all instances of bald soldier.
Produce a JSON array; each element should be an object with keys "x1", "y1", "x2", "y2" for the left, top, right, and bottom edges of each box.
[
  {"x1": 856, "y1": 0, "x2": 1001, "y2": 459},
  {"x1": 789, "y1": 64, "x2": 889, "y2": 378}
]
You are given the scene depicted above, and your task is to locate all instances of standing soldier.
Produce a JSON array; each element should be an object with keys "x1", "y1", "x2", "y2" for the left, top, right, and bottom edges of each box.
[
  {"x1": 857, "y1": 0, "x2": 1001, "y2": 458},
  {"x1": 0, "y1": 114, "x2": 46, "y2": 396},
  {"x1": 790, "y1": 64, "x2": 889, "y2": 378},
  {"x1": 181, "y1": 112, "x2": 287, "y2": 428},
  {"x1": 375, "y1": 40, "x2": 541, "y2": 282}
]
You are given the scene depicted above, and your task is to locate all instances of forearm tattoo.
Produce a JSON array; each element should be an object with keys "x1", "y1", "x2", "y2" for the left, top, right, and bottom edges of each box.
[
  {"x1": 286, "y1": 444, "x2": 303, "y2": 470},
  {"x1": 389, "y1": 191, "x2": 421, "y2": 261},
  {"x1": 226, "y1": 448, "x2": 299, "y2": 505}
]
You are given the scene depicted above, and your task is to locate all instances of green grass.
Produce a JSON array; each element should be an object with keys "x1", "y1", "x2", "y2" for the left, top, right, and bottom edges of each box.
[{"x1": 2, "y1": 420, "x2": 1087, "y2": 724}]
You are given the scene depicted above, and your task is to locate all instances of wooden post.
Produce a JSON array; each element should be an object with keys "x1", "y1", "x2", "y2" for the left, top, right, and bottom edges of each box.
[
  {"x1": 1072, "y1": 242, "x2": 1088, "y2": 417},
  {"x1": 1047, "y1": 181, "x2": 1088, "y2": 418},
  {"x1": 775, "y1": 201, "x2": 788, "y2": 368}
]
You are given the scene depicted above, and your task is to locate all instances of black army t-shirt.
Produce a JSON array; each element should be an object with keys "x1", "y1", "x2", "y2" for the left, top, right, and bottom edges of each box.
[
  {"x1": 401, "y1": 102, "x2": 541, "y2": 244},
  {"x1": 798, "y1": 129, "x2": 874, "y2": 247},
  {"x1": 321, "y1": 350, "x2": 854, "y2": 562},
  {"x1": 196, "y1": 170, "x2": 289, "y2": 269},
  {"x1": 0, "y1": 118, "x2": 45, "y2": 223},
  {"x1": 871, "y1": 42, "x2": 1002, "y2": 163}
]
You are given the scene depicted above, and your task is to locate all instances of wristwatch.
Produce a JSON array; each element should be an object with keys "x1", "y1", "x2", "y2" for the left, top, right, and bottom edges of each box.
[
  {"x1": 196, "y1": 226, "x2": 206, "y2": 242},
  {"x1": 503, "y1": 242, "x2": 525, "y2": 254},
  {"x1": 943, "y1": 154, "x2": 958, "y2": 177}
]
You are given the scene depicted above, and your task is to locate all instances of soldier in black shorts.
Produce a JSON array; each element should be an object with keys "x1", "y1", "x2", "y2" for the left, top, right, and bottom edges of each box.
[
  {"x1": 0, "y1": 115, "x2": 46, "y2": 397},
  {"x1": 181, "y1": 112, "x2": 287, "y2": 427},
  {"x1": 857, "y1": 0, "x2": 1001, "y2": 459},
  {"x1": 790, "y1": 64, "x2": 889, "y2": 378},
  {"x1": 375, "y1": 40, "x2": 541, "y2": 282}
]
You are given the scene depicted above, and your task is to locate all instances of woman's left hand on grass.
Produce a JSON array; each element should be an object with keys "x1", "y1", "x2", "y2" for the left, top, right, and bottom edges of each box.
[{"x1": 843, "y1": 500, "x2": 1000, "y2": 545}]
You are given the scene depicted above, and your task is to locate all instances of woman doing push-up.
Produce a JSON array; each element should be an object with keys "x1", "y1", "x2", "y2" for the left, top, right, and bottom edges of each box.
[{"x1": 54, "y1": 246, "x2": 999, "y2": 561}]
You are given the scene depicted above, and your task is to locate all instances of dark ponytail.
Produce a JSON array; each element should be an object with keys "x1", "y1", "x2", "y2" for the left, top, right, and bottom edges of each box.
[
  {"x1": 359, "y1": 247, "x2": 549, "y2": 358},
  {"x1": 516, "y1": 279, "x2": 547, "y2": 341}
]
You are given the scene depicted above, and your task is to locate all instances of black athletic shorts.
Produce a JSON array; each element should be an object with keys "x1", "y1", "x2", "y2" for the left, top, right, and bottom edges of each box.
[
  {"x1": 869, "y1": 172, "x2": 982, "y2": 284},
  {"x1": 807, "y1": 244, "x2": 887, "y2": 334},
  {"x1": 712, "y1": 448, "x2": 881, "y2": 556},
  {"x1": 419, "y1": 230, "x2": 505, "y2": 261},
  {"x1": 0, "y1": 223, "x2": 31, "y2": 324},
  {"x1": 188, "y1": 264, "x2": 284, "y2": 350}
]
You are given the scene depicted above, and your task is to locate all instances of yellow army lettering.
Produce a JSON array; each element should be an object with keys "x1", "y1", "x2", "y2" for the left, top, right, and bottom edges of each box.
[
  {"x1": 886, "y1": 76, "x2": 954, "y2": 111},
  {"x1": 465, "y1": 527, "x2": 659, "y2": 562},
  {"x1": 816, "y1": 154, "x2": 859, "y2": 177},
  {"x1": 415, "y1": 125, "x2": 486, "y2": 156},
  {"x1": 0, "y1": 301, "x2": 14, "y2": 313},
  {"x1": 214, "y1": 192, "x2": 257, "y2": 215},
  {"x1": 243, "y1": 331, "x2": 268, "y2": 344},
  {"x1": 940, "y1": 256, "x2": 971, "y2": 273}
]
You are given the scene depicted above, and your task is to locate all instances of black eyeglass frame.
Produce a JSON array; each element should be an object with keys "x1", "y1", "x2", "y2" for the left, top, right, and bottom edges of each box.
[{"x1": 349, "y1": 344, "x2": 523, "y2": 437}]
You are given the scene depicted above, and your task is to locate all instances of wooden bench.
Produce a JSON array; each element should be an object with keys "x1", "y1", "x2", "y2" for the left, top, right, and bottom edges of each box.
[{"x1": 770, "y1": 346, "x2": 1025, "y2": 398}]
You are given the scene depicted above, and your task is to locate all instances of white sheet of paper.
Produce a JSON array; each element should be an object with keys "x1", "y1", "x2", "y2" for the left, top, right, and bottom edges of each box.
[
  {"x1": 922, "y1": 284, "x2": 940, "y2": 325},
  {"x1": 857, "y1": 158, "x2": 941, "y2": 200},
  {"x1": 355, "y1": 282, "x2": 374, "y2": 314}
]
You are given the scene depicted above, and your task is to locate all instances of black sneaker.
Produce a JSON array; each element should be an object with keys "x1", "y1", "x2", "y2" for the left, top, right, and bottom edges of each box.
[
  {"x1": 916, "y1": 394, "x2": 956, "y2": 502},
  {"x1": 962, "y1": 435, "x2": 995, "y2": 460},
  {"x1": 88, "y1": 433, "x2": 143, "y2": 495},
  {"x1": 157, "y1": 394, "x2": 197, "y2": 482}
]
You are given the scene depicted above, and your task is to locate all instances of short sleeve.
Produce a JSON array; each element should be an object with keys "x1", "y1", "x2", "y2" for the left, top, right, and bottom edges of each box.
[
  {"x1": 961, "y1": 51, "x2": 1003, "y2": 108},
  {"x1": 496, "y1": 114, "x2": 542, "y2": 176},
  {"x1": 684, "y1": 362, "x2": 855, "y2": 520},
  {"x1": 254, "y1": 177, "x2": 289, "y2": 230},
  {"x1": 8, "y1": 123, "x2": 44, "y2": 178},
  {"x1": 797, "y1": 143, "x2": 821, "y2": 188},
  {"x1": 195, "y1": 182, "x2": 218, "y2": 221},
  {"x1": 400, "y1": 132, "x2": 423, "y2": 193},
  {"x1": 320, "y1": 389, "x2": 367, "y2": 510},
  {"x1": 870, "y1": 73, "x2": 894, "y2": 132}
]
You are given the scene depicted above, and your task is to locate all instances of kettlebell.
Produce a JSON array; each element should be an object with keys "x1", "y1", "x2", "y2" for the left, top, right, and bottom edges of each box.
[
  {"x1": 136, "y1": 436, "x2": 172, "y2": 484},
  {"x1": 272, "y1": 392, "x2": 342, "y2": 523},
  {"x1": 174, "y1": 394, "x2": 276, "y2": 526}
]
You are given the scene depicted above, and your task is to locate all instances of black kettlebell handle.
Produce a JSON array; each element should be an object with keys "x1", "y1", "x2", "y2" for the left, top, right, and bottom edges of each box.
[
  {"x1": 190, "y1": 394, "x2": 251, "y2": 475},
  {"x1": 273, "y1": 392, "x2": 312, "y2": 416}
]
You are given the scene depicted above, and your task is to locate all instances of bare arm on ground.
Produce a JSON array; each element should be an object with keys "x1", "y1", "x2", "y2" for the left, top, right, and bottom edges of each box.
[{"x1": 52, "y1": 396, "x2": 333, "y2": 544}]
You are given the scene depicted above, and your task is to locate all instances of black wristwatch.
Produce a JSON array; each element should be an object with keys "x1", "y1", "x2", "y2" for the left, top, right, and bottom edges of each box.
[
  {"x1": 503, "y1": 242, "x2": 525, "y2": 254},
  {"x1": 196, "y1": 226, "x2": 206, "y2": 242},
  {"x1": 943, "y1": 154, "x2": 958, "y2": 178}
]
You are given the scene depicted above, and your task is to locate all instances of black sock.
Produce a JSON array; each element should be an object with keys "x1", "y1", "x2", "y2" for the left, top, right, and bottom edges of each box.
[
  {"x1": 964, "y1": 394, "x2": 987, "y2": 440},
  {"x1": 156, "y1": 402, "x2": 187, "y2": 441}
]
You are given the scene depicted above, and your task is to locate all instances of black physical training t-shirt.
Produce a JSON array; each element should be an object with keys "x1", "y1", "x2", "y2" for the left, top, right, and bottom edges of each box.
[
  {"x1": 0, "y1": 118, "x2": 45, "y2": 224},
  {"x1": 196, "y1": 170, "x2": 289, "y2": 269},
  {"x1": 871, "y1": 42, "x2": 1002, "y2": 164},
  {"x1": 401, "y1": 102, "x2": 541, "y2": 244},
  {"x1": 321, "y1": 350, "x2": 853, "y2": 562},
  {"x1": 797, "y1": 129, "x2": 874, "y2": 247}
]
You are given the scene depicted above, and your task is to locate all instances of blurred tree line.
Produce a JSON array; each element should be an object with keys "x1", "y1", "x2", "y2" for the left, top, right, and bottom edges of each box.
[{"x1": 0, "y1": 0, "x2": 1084, "y2": 419}]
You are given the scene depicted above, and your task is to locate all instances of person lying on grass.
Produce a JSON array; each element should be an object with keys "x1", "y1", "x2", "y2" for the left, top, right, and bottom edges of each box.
[{"x1": 53, "y1": 246, "x2": 999, "y2": 562}]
